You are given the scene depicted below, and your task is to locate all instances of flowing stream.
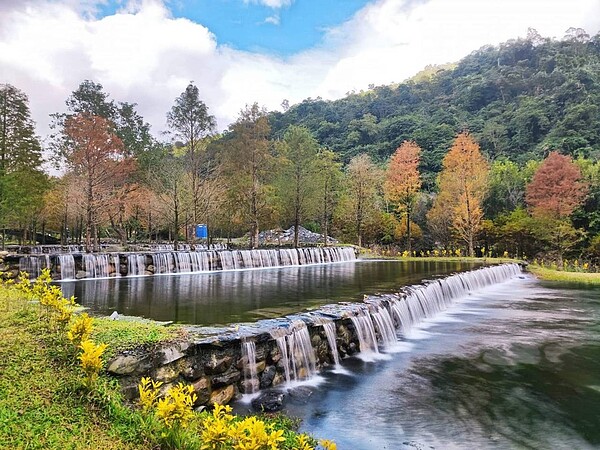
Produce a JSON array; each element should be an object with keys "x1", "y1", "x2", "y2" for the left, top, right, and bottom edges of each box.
[{"x1": 270, "y1": 276, "x2": 600, "y2": 449}]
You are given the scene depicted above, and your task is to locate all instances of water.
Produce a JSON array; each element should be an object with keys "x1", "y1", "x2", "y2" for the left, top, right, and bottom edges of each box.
[
  {"x1": 61, "y1": 260, "x2": 484, "y2": 325},
  {"x1": 274, "y1": 276, "x2": 600, "y2": 449}
]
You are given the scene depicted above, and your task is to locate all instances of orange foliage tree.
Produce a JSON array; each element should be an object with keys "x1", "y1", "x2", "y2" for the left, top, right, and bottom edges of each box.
[
  {"x1": 525, "y1": 151, "x2": 588, "y2": 219},
  {"x1": 64, "y1": 113, "x2": 135, "y2": 251},
  {"x1": 384, "y1": 140, "x2": 421, "y2": 252},
  {"x1": 429, "y1": 132, "x2": 489, "y2": 257}
]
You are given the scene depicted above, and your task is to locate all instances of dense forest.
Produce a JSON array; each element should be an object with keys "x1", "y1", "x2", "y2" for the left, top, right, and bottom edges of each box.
[{"x1": 0, "y1": 29, "x2": 599, "y2": 266}]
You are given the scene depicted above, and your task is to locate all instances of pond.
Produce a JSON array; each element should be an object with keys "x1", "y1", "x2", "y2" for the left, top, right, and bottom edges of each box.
[{"x1": 60, "y1": 259, "x2": 484, "y2": 325}]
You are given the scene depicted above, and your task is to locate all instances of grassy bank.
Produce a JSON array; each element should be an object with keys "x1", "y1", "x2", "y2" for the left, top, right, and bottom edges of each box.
[
  {"x1": 527, "y1": 265, "x2": 600, "y2": 285},
  {"x1": 0, "y1": 277, "x2": 336, "y2": 450},
  {"x1": 0, "y1": 287, "x2": 149, "y2": 449}
]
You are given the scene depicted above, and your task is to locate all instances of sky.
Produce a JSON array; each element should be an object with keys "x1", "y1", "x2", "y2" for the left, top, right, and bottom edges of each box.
[{"x1": 1, "y1": 0, "x2": 600, "y2": 141}]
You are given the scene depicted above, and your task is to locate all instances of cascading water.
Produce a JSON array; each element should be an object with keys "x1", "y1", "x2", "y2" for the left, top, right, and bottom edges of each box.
[
  {"x1": 241, "y1": 340, "x2": 259, "y2": 394},
  {"x1": 18, "y1": 255, "x2": 49, "y2": 278},
  {"x1": 369, "y1": 304, "x2": 398, "y2": 348},
  {"x1": 127, "y1": 254, "x2": 146, "y2": 276},
  {"x1": 350, "y1": 307, "x2": 380, "y2": 356},
  {"x1": 270, "y1": 321, "x2": 317, "y2": 385},
  {"x1": 58, "y1": 254, "x2": 76, "y2": 280},
  {"x1": 321, "y1": 321, "x2": 341, "y2": 367},
  {"x1": 49, "y1": 246, "x2": 356, "y2": 279}
]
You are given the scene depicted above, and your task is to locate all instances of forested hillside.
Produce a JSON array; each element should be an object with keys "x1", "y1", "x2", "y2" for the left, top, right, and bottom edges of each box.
[{"x1": 269, "y1": 29, "x2": 600, "y2": 187}]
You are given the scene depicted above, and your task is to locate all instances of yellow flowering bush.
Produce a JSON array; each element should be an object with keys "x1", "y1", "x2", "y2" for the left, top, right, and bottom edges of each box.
[
  {"x1": 67, "y1": 313, "x2": 94, "y2": 347},
  {"x1": 138, "y1": 376, "x2": 164, "y2": 412},
  {"x1": 78, "y1": 339, "x2": 108, "y2": 388},
  {"x1": 156, "y1": 383, "x2": 197, "y2": 430}
]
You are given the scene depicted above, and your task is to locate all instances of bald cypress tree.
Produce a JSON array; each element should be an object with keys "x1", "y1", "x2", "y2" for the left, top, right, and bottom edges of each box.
[{"x1": 0, "y1": 84, "x2": 47, "y2": 246}]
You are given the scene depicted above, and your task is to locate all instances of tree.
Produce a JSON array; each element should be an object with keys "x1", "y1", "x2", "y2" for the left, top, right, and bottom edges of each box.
[
  {"x1": 384, "y1": 140, "x2": 422, "y2": 252},
  {"x1": 525, "y1": 151, "x2": 588, "y2": 219},
  {"x1": 148, "y1": 146, "x2": 190, "y2": 250},
  {"x1": 0, "y1": 84, "x2": 47, "y2": 246},
  {"x1": 278, "y1": 126, "x2": 320, "y2": 247},
  {"x1": 167, "y1": 83, "x2": 216, "y2": 239},
  {"x1": 430, "y1": 132, "x2": 489, "y2": 256},
  {"x1": 220, "y1": 104, "x2": 274, "y2": 248},
  {"x1": 315, "y1": 149, "x2": 343, "y2": 246},
  {"x1": 344, "y1": 154, "x2": 382, "y2": 247},
  {"x1": 63, "y1": 113, "x2": 135, "y2": 252}
]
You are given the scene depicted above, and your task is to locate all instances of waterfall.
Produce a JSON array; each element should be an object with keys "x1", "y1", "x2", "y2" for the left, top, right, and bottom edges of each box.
[
  {"x1": 270, "y1": 321, "x2": 317, "y2": 384},
  {"x1": 350, "y1": 308, "x2": 380, "y2": 356},
  {"x1": 127, "y1": 254, "x2": 146, "y2": 276},
  {"x1": 370, "y1": 304, "x2": 398, "y2": 348},
  {"x1": 18, "y1": 255, "x2": 49, "y2": 278},
  {"x1": 111, "y1": 254, "x2": 121, "y2": 277},
  {"x1": 152, "y1": 253, "x2": 174, "y2": 274},
  {"x1": 321, "y1": 321, "x2": 341, "y2": 367},
  {"x1": 241, "y1": 340, "x2": 259, "y2": 394},
  {"x1": 58, "y1": 254, "x2": 76, "y2": 280},
  {"x1": 45, "y1": 246, "x2": 356, "y2": 279}
]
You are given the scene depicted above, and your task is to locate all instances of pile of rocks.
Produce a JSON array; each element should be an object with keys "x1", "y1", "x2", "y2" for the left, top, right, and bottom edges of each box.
[{"x1": 258, "y1": 226, "x2": 338, "y2": 245}]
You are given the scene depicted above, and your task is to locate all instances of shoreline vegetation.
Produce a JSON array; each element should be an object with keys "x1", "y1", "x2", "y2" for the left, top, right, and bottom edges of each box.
[
  {"x1": 527, "y1": 264, "x2": 600, "y2": 285},
  {"x1": 0, "y1": 274, "x2": 336, "y2": 450}
]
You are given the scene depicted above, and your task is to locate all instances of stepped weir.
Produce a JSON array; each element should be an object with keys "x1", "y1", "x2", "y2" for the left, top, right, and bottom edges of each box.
[
  {"x1": 13, "y1": 246, "x2": 357, "y2": 280},
  {"x1": 105, "y1": 263, "x2": 523, "y2": 408}
]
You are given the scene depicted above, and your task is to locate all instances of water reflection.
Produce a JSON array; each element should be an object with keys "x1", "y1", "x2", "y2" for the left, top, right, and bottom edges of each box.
[{"x1": 60, "y1": 260, "x2": 482, "y2": 325}]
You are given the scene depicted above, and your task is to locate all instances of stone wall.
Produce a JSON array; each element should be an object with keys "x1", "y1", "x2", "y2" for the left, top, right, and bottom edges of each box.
[{"x1": 105, "y1": 306, "x2": 387, "y2": 409}]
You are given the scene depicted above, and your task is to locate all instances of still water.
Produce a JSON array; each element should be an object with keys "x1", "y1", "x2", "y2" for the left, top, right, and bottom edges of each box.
[
  {"x1": 270, "y1": 275, "x2": 600, "y2": 450},
  {"x1": 61, "y1": 260, "x2": 483, "y2": 325}
]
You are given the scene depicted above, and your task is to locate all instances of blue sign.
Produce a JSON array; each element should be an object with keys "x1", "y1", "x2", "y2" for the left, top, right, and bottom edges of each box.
[{"x1": 195, "y1": 224, "x2": 208, "y2": 239}]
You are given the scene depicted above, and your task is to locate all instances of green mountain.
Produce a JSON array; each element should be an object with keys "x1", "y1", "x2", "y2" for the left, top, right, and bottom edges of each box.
[{"x1": 268, "y1": 30, "x2": 600, "y2": 188}]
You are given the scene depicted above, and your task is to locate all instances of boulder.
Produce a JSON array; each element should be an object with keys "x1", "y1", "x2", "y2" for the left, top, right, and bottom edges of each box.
[
  {"x1": 251, "y1": 390, "x2": 285, "y2": 412},
  {"x1": 204, "y1": 355, "x2": 232, "y2": 375},
  {"x1": 107, "y1": 353, "x2": 151, "y2": 375},
  {"x1": 192, "y1": 377, "x2": 211, "y2": 405},
  {"x1": 209, "y1": 385, "x2": 235, "y2": 405}
]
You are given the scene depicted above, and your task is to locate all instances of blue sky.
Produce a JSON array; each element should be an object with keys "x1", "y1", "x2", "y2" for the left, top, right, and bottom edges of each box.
[{"x1": 97, "y1": 0, "x2": 371, "y2": 55}]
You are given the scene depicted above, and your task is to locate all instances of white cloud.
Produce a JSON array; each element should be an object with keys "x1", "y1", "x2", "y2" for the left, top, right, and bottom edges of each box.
[
  {"x1": 243, "y1": 0, "x2": 293, "y2": 9},
  {"x1": 264, "y1": 14, "x2": 280, "y2": 25},
  {"x1": 0, "y1": 0, "x2": 599, "y2": 145}
]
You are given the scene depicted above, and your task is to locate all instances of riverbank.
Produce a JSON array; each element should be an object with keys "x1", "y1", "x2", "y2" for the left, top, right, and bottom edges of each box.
[
  {"x1": 0, "y1": 280, "x2": 333, "y2": 450},
  {"x1": 527, "y1": 264, "x2": 600, "y2": 285}
]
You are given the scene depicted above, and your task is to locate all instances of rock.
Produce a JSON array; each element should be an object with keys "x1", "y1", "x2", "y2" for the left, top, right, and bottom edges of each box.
[
  {"x1": 211, "y1": 370, "x2": 241, "y2": 387},
  {"x1": 259, "y1": 366, "x2": 276, "y2": 389},
  {"x1": 204, "y1": 355, "x2": 232, "y2": 375},
  {"x1": 181, "y1": 360, "x2": 204, "y2": 381},
  {"x1": 192, "y1": 377, "x2": 210, "y2": 405},
  {"x1": 158, "y1": 342, "x2": 189, "y2": 365},
  {"x1": 76, "y1": 270, "x2": 87, "y2": 279},
  {"x1": 288, "y1": 386, "x2": 313, "y2": 404},
  {"x1": 272, "y1": 372, "x2": 285, "y2": 387},
  {"x1": 153, "y1": 364, "x2": 180, "y2": 383},
  {"x1": 209, "y1": 385, "x2": 235, "y2": 405},
  {"x1": 107, "y1": 354, "x2": 151, "y2": 375},
  {"x1": 240, "y1": 378, "x2": 259, "y2": 394},
  {"x1": 251, "y1": 390, "x2": 285, "y2": 412}
]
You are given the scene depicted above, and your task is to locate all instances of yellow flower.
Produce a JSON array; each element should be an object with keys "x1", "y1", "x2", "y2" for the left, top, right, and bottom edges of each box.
[
  {"x1": 319, "y1": 439, "x2": 337, "y2": 450},
  {"x1": 78, "y1": 339, "x2": 108, "y2": 387},
  {"x1": 155, "y1": 383, "x2": 196, "y2": 429}
]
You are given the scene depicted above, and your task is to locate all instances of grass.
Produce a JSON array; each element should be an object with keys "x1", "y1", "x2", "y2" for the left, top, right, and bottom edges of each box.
[
  {"x1": 93, "y1": 317, "x2": 181, "y2": 358},
  {"x1": 0, "y1": 288, "x2": 150, "y2": 450},
  {"x1": 527, "y1": 265, "x2": 600, "y2": 285},
  {"x1": 0, "y1": 280, "x2": 332, "y2": 450}
]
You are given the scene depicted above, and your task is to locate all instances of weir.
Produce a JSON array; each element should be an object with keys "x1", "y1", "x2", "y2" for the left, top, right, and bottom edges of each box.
[
  {"x1": 12, "y1": 246, "x2": 356, "y2": 280},
  {"x1": 105, "y1": 263, "x2": 524, "y2": 409}
]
